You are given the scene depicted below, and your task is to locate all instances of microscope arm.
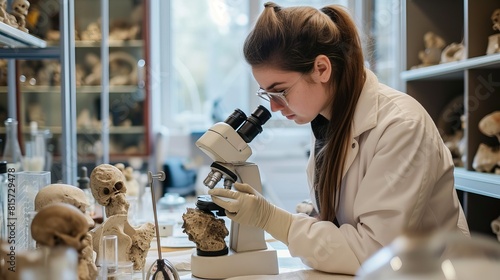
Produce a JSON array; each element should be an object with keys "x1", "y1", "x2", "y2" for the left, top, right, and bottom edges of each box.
[
  {"x1": 210, "y1": 167, "x2": 293, "y2": 246},
  {"x1": 232, "y1": 163, "x2": 267, "y2": 252}
]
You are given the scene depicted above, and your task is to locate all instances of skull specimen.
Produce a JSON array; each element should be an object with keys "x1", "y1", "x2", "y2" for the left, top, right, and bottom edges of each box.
[
  {"x1": 493, "y1": 9, "x2": 500, "y2": 31},
  {"x1": 0, "y1": 0, "x2": 9, "y2": 24},
  {"x1": 31, "y1": 203, "x2": 97, "y2": 280},
  {"x1": 35, "y1": 183, "x2": 94, "y2": 228},
  {"x1": 12, "y1": 0, "x2": 29, "y2": 16},
  {"x1": 479, "y1": 111, "x2": 500, "y2": 143},
  {"x1": 11, "y1": 0, "x2": 29, "y2": 32},
  {"x1": 90, "y1": 163, "x2": 129, "y2": 216},
  {"x1": 31, "y1": 203, "x2": 88, "y2": 250}
]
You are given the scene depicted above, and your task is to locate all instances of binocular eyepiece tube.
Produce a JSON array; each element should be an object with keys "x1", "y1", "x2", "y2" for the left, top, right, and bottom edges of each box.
[{"x1": 224, "y1": 105, "x2": 271, "y2": 143}]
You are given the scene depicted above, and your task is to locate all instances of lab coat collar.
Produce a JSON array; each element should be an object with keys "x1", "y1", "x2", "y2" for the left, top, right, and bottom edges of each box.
[
  {"x1": 341, "y1": 69, "x2": 379, "y2": 179},
  {"x1": 307, "y1": 69, "x2": 381, "y2": 184},
  {"x1": 352, "y1": 69, "x2": 379, "y2": 138}
]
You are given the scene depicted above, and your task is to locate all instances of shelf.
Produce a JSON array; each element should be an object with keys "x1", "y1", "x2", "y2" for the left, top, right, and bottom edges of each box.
[
  {"x1": 0, "y1": 47, "x2": 60, "y2": 59},
  {"x1": 8, "y1": 85, "x2": 139, "y2": 93},
  {"x1": 401, "y1": 53, "x2": 500, "y2": 81},
  {"x1": 0, "y1": 22, "x2": 46, "y2": 48},
  {"x1": 17, "y1": 126, "x2": 145, "y2": 135},
  {"x1": 44, "y1": 40, "x2": 144, "y2": 48},
  {"x1": 75, "y1": 40, "x2": 144, "y2": 48},
  {"x1": 77, "y1": 126, "x2": 145, "y2": 134},
  {"x1": 76, "y1": 85, "x2": 140, "y2": 93},
  {"x1": 454, "y1": 167, "x2": 500, "y2": 199}
]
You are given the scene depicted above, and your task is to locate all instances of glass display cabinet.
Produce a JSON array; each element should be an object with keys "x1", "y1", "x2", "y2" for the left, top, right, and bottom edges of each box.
[{"x1": 1, "y1": 0, "x2": 151, "y2": 182}]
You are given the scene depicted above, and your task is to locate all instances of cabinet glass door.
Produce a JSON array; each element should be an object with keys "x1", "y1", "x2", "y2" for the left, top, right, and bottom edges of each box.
[
  {"x1": 3, "y1": 0, "x2": 150, "y2": 182},
  {"x1": 74, "y1": 0, "x2": 149, "y2": 163}
]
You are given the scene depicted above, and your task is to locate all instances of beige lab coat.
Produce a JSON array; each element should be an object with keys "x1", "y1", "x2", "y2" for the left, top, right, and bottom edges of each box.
[{"x1": 286, "y1": 69, "x2": 470, "y2": 275}]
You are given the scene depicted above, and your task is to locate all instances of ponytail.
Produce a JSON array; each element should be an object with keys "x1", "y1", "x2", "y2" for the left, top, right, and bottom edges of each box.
[{"x1": 313, "y1": 5, "x2": 365, "y2": 222}]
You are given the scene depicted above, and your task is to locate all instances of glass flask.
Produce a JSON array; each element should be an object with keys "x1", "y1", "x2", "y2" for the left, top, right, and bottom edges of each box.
[{"x1": 2, "y1": 118, "x2": 23, "y2": 171}]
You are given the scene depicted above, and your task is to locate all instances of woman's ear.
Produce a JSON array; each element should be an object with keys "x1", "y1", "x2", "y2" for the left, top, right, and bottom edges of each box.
[{"x1": 314, "y1": 55, "x2": 331, "y2": 83}]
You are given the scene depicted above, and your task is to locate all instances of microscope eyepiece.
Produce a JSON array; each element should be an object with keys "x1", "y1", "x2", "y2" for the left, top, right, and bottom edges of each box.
[
  {"x1": 237, "y1": 105, "x2": 271, "y2": 143},
  {"x1": 224, "y1": 108, "x2": 247, "y2": 130}
]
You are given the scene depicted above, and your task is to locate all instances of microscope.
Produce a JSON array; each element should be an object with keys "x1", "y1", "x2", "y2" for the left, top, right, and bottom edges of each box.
[{"x1": 191, "y1": 106, "x2": 279, "y2": 279}]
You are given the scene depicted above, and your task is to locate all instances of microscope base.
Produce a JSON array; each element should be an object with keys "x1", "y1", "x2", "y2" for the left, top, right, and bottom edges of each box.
[{"x1": 191, "y1": 246, "x2": 279, "y2": 279}]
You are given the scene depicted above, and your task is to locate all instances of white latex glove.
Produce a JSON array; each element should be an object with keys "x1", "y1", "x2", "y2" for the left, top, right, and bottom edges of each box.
[{"x1": 208, "y1": 182, "x2": 292, "y2": 244}]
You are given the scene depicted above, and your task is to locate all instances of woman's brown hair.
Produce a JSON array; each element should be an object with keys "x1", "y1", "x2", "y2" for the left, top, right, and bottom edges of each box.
[{"x1": 243, "y1": 2, "x2": 365, "y2": 222}]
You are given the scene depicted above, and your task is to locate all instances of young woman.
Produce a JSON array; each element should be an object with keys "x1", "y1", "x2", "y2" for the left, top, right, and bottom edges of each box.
[{"x1": 209, "y1": 2, "x2": 470, "y2": 275}]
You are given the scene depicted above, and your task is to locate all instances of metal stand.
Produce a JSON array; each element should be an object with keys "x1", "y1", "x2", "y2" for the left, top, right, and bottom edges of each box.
[{"x1": 145, "y1": 171, "x2": 180, "y2": 280}]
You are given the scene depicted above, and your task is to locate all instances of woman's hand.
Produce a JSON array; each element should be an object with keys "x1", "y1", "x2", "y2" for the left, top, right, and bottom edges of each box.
[{"x1": 209, "y1": 182, "x2": 293, "y2": 244}]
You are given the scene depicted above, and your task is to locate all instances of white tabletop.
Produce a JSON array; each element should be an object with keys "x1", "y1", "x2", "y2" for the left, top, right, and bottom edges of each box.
[
  {"x1": 136, "y1": 204, "x2": 355, "y2": 279},
  {"x1": 142, "y1": 239, "x2": 354, "y2": 279}
]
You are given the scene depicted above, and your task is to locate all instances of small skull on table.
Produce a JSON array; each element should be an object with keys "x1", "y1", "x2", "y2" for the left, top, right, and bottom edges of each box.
[
  {"x1": 35, "y1": 183, "x2": 95, "y2": 228},
  {"x1": 90, "y1": 163, "x2": 129, "y2": 217},
  {"x1": 34, "y1": 184, "x2": 97, "y2": 280},
  {"x1": 31, "y1": 203, "x2": 96, "y2": 280},
  {"x1": 90, "y1": 163, "x2": 155, "y2": 271}
]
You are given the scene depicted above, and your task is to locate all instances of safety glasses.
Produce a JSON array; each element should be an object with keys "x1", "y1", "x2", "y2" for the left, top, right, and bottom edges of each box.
[{"x1": 256, "y1": 74, "x2": 304, "y2": 107}]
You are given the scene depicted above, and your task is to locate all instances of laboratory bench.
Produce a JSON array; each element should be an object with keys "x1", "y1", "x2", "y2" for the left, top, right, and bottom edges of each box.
[
  {"x1": 138, "y1": 204, "x2": 355, "y2": 280},
  {"x1": 144, "y1": 241, "x2": 353, "y2": 280}
]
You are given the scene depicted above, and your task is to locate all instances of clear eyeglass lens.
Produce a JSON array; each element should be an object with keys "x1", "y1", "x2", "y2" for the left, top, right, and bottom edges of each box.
[
  {"x1": 257, "y1": 90, "x2": 287, "y2": 106},
  {"x1": 272, "y1": 95, "x2": 286, "y2": 106},
  {"x1": 257, "y1": 91, "x2": 271, "y2": 102}
]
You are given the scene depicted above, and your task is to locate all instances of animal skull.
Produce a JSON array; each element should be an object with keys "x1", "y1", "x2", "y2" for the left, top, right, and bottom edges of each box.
[
  {"x1": 31, "y1": 203, "x2": 88, "y2": 251},
  {"x1": 479, "y1": 111, "x2": 500, "y2": 143},
  {"x1": 492, "y1": 9, "x2": 500, "y2": 31},
  {"x1": 90, "y1": 163, "x2": 127, "y2": 206},
  {"x1": 473, "y1": 143, "x2": 500, "y2": 173},
  {"x1": 31, "y1": 203, "x2": 97, "y2": 280},
  {"x1": 12, "y1": 0, "x2": 29, "y2": 16},
  {"x1": 11, "y1": 0, "x2": 29, "y2": 32},
  {"x1": 35, "y1": 183, "x2": 94, "y2": 228},
  {"x1": 0, "y1": 0, "x2": 9, "y2": 23}
]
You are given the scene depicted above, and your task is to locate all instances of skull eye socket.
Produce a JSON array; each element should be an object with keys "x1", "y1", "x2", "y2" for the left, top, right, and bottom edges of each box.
[
  {"x1": 103, "y1": 188, "x2": 110, "y2": 195},
  {"x1": 114, "y1": 182, "x2": 123, "y2": 190}
]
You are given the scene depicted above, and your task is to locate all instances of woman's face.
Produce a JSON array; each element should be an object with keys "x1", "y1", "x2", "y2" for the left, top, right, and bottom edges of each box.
[{"x1": 252, "y1": 65, "x2": 332, "y2": 124}]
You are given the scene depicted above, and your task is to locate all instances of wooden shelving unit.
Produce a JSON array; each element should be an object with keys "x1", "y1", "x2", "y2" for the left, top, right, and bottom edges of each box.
[{"x1": 402, "y1": 0, "x2": 500, "y2": 236}]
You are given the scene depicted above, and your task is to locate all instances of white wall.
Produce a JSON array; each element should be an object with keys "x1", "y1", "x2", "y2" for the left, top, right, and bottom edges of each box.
[{"x1": 164, "y1": 127, "x2": 311, "y2": 162}]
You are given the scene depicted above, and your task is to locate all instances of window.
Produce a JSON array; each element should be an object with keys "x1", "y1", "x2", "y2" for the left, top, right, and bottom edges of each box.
[
  {"x1": 155, "y1": 1, "x2": 401, "y2": 158},
  {"x1": 159, "y1": 0, "x2": 349, "y2": 133},
  {"x1": 160, "y1": 0, "x2": 251, "y2": 132},
  {"x1": 366, "y1": 0, "x2": 402, "y2": 90}
]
